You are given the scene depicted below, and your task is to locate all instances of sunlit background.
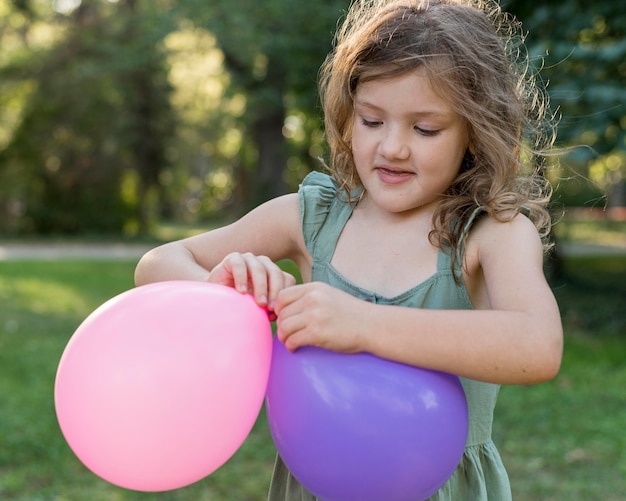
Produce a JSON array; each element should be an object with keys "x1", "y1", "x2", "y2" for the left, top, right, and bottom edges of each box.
[{"x1": 0, "y1": 0, "x2": 624, "y2": 238}]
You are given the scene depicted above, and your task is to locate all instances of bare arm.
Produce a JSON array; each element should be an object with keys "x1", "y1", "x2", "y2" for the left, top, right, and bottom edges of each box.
[
  {"x1": 274, "y1": 214, "x2": 563, "y2": 385},
  {"x1": 135, "y1": 193, "x2": 308, "y2": 308}
]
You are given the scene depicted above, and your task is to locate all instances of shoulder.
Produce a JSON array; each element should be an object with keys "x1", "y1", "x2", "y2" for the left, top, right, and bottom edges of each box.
[
  {"x1": 242, "y1": 193, "x2": 302, "y2": 243},
  {"x1": 463, "y1": 212, "x2": 545, "y2": 307},
  {"x1": 250, "y1": 193, "x2": 311, "y2": 271},
  {"x1": 470, "y1": 212, "x2": 542, "y2": 250},
  {"x1": 200, "y1": 193, "x2": 305, "y2": 263},
  {"x1": 467, "y1": 212, "x2": 544, "y2": 269}
]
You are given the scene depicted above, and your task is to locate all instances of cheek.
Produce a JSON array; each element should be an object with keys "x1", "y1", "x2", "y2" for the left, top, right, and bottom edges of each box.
[
  {"x1": 431, "y1": 136, "x2": 468, "y2": 170},
  {"x1": 350, "y1": 126, "x2": 363, "y2": 149},
  {"x1": 350, "y1": 133, "x2": 370, "y2": 164}
]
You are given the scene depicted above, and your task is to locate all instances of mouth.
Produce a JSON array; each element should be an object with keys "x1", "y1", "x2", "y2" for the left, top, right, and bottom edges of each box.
[{"x1": 375, "y1": 166, "x2": 415, "y2": 184}]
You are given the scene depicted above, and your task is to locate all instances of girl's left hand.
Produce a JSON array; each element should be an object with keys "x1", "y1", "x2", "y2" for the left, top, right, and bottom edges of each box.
[{"x1": 274, "y1": 282, "x2": 370, "y2": 353}]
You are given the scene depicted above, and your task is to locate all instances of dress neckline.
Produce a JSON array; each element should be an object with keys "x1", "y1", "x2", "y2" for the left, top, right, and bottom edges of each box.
[{"x1": 322, "y1": 252, "x2": 453, "y2": 305}]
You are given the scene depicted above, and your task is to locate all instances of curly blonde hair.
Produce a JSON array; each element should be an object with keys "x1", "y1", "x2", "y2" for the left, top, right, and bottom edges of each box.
[{"x1": 319, "y1": 0, "x2": 557, "y2": 272}]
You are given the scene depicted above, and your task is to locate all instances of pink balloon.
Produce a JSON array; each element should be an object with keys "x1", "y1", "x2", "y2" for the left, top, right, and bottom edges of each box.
[{"x1": 54, "y1": 281, "x2": 272, "y2": 492}]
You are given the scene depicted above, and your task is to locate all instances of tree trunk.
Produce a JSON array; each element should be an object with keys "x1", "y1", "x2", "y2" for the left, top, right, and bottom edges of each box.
[{"x1": 251, "y1": 105, "x2": 287, "y2": 206}]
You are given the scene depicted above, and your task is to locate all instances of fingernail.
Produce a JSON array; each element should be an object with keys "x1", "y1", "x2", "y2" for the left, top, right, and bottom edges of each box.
[{"x1": 259, "y1": 295, "x2": 267, "y2": 306}]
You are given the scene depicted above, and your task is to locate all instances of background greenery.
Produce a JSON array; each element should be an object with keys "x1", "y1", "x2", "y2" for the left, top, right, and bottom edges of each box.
[{"x1": 0, "y1": 0, "x2": 624, "y2": 235}]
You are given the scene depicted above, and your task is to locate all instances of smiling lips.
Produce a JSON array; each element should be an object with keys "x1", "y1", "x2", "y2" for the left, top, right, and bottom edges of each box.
[{"x1": 376, "y1": 166, "x2": 415, "y2": 185}]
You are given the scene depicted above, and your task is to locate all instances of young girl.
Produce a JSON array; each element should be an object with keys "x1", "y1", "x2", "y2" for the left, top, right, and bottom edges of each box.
[{"x1": 135, "y1": 0, "x2": 563, "y2": 498}]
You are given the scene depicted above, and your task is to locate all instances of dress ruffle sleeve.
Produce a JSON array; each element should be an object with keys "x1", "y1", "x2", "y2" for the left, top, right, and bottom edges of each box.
[{"x1": 298, "y1": 171, "x2": 352, "y2": 259}]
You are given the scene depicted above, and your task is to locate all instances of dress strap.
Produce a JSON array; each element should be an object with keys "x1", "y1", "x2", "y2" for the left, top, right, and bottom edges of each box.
[
  {"x1": 299, "y1": 171, "x2": 359, "y2": 264},
  {"x1": 437, "y1": 206, "x2": 486, "y2": 273},
  {"x1": 463, "y1": 206, "x2": 487, "y2": 236},
  {"x1": 458, "y1": 206, "x2": 486, "y2": 261},
  {"x1": 312, "y1": 197, "x2": 354, "y2": 263}
]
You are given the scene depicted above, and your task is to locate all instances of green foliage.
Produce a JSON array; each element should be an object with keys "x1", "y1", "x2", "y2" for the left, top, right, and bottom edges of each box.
[
  {"x1": 1, "y1": 0, "x2": 624, "y2": 235},
  {"x1": 552, "y1": 256, "x2": 626, "y2": 336},
  {"x1": 176, "y1": 0, "x2": 347, "y2": 208},
  {"x1": 0, "y1": 1, "x2": 176, "y2": 235},
  {"x1": 505, "y1": 0, "x2": 626, "y2": 206}
]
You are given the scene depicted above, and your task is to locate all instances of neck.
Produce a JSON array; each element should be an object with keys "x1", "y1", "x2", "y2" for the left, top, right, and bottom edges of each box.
[{"x1": 355, "y1": 192, "x2": 441, "y2": 227}]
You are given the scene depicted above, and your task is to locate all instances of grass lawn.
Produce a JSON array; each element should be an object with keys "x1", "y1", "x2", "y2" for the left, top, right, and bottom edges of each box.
[
  {"x1": 496, "y1": 255, "x2": 626, "y2": 501},
  {"x1": 1, "y1": 252, "x2": 625, "y2": 500}
]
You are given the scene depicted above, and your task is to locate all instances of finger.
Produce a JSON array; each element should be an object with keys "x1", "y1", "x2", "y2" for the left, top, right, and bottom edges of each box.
[
  {"x1": 221, "y1": 253, "x2": 250, "y2": 293},
  {"x1": 240, "y1": 253, "x2": 271, "y2": 306},
  {"x1": 264, "y1": 263, "x2": 296, "y2": 310},
  {"x1": 273, "y1": 283, "x2": 302, "y2": 316},
  {"x1": 257, "y1": 255, "x2": 281, "y2": 308},
  {"x1": 275, "y1": 290, "x2": 311, "y2": 346},
  {"x1": 278, "y1": 317, "x2": 317, "y2": 352}
]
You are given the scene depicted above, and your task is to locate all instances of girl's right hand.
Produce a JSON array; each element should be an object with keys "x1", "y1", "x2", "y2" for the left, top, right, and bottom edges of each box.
[{"x1": 207, "y1": 252, "x2": 296, "y2": 313}]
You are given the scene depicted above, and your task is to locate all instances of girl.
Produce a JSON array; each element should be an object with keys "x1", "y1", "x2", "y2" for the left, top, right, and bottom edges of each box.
[{"x1": 135, "y1": 0, "x2": 563, "y2": 499}]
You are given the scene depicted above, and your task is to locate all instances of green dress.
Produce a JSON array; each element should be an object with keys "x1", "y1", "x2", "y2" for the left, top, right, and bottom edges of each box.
[{"x1": 267, "y1": 172, "x2": 512, "y2": 501}]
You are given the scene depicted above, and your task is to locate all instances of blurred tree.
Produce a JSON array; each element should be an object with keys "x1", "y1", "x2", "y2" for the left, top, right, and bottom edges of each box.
[
  {"x1": 2, "y1": 0, "x2": 623, "y2": 235},
  {"x1": 177, "y1": 0, "x2": 347, "y2": 209},
  {"x1": 116, "y1": 0, "x2": 177, "y2": 233},
  {"x1": 0, "y1": 0, "x2": 175, "y2": 234},
  {"x1": 0, "y1": 0, "x2": 347, "y2": 232},
  {"x1": 505, "y1": 0, "x2": 626, "y2": 208}
]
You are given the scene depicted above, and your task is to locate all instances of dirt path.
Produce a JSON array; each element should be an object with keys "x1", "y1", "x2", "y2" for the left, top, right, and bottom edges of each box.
[
  {"x1": 0, "y1": 242, "x2": 154, "y2": 261},
  {"x1": 556, "y1": 241, "x2": 626, "y2": 257},
  {"x1": 1, "y1": 240, "x2": 625, "y2": 261}
]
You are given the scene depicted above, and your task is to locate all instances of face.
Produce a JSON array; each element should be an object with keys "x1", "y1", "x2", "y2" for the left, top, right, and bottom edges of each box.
[{"x1": 351, "y1": 69, "x2": 469, "y2": 216}]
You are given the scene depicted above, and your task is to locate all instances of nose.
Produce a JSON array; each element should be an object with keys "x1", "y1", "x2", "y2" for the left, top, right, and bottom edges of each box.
[{"x1": 379, "y1": 125, "x2": 410, "y2": 160}]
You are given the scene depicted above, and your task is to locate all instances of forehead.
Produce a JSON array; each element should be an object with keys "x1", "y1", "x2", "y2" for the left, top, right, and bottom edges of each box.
[
  {"x1": 354, "y1": 57, "x2": 457, "y2": 96},
  {"x1": 354, "y1": 69, "x2": 455, "y2": 116}
]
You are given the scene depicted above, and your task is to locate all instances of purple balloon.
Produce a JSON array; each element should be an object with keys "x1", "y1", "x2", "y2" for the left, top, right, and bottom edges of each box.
[{"x1": 266, "y1": 337, "x2": 468, "y2": 501}]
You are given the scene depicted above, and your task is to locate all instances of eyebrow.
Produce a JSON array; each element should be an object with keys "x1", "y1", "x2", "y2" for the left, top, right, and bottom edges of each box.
[{"x1": 355, "y1": 99, "x2": 452, "y2": 119}]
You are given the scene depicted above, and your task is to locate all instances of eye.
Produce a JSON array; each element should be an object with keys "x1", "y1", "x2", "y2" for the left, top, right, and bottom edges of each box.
[
  {"x1": 361, "y1": 118, "x2": 382, "y2": 128},
  {"x1": 415, "y1": 126, "x2": 440, "y2": 136}
]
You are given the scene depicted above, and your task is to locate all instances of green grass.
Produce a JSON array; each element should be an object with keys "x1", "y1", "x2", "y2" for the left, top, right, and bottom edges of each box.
[
  {"x1": 495, "y1": 255, "x2": 626, "y2": 500},
  {"x1": 1, "y1": 255, "x2": 625, "y2": 500},
  {"x1": 0, "y1": 261, "x2": 275, "y2": 500},
  {"x1": 496, "y1": 334, "x2": 626, "y2": 500}
]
